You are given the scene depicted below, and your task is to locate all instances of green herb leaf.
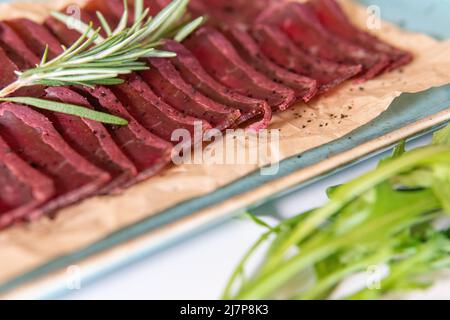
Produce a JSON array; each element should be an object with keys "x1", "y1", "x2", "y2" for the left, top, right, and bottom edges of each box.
[
  {"x1": 0, "y1": 97, "x2": 128, "y2": 125},
  {"x1": 174, "y1": 16, "x2": 204, "y2": 42},
  {"x1": 433, "y1": 123, "x2": 450, "y2": 145}
]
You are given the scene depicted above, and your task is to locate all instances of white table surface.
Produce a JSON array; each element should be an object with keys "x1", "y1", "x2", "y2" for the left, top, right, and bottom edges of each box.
[{"x1": 62, "y1": 133, "x2": 449, "y2": 300}]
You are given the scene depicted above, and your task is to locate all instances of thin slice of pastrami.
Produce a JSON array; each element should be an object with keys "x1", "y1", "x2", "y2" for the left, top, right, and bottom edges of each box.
[
  {"x1": 62, "y1": 3, "x2": 213, "y2": 138},
  {"x1": 0, "y1": 21, "x2": 40, "y2": 70},
  {"x1": 142, "y1": 0, "x2": 171, "y2": 15},
  {"x1": 48, "y1": 8, "x2": 213, "y2": 143},
  {"x1": 140, "y1": 57, "x2": 241, "y2": 130},
  {"x1": 73, "y1": 86, "x2": 173, "y2": 187},
  {"x1": 5, "y1": 18, "x2": 63, "y2": 60},
  {"x1": 44, "y1": 87, "x2": 138, "y2": 194},
  {"x1": 0, "y1": 46, "x2": 47, "y2": 99},
  {"x1": 252, "y1": 24, "x2": 362, "y2": 93},
  {"x1": 223, "y1": 27, "x2": 318, "y2": 101},
  {"x1": 162, "y1": 40, "x2": 271, "y2": 130},
  {"x1": 0, "y1": 136, "x2": 54, "y2": 228},
  {"x1": 184, "y1": 27, "x2": 296, "y2": 111},
  {"x1": 0, "y1": 47, "x2": 18, "y2": 90},
  {"x1": 9, "y1": 19, "x2": 172, "y2": 185},
  {"x1": 0, "y1": 103, "x2": 110, "y2": 215},
  {"x1": 256, "y1": 2, "x2": 389, "y2": 82},
  {"x1": 83, "y1": 0, "x2": 166, "y2": 28},
  {"x1": 83, "y1": 0, "x2": 129, "y2": 28},
  {"x1": 189, "y1": 0, "x2": 275, "y2": 27},
  {"x1": 45, "y1": 7, "x2": 100, "y2": 47},
  {"x1": 310, "y1": 0, "x2": 413, "y2": 72},
  {"x1": 112, "y1": 73, "x2": 212, "y2": 143}
]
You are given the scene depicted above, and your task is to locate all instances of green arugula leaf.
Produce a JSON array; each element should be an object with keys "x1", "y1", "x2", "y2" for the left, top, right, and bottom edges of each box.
[
  {"x1": 225, "y1": 125, "x2": 450, "y2": 300},
  {"x1": 433, "y1": 124, "x2": 450, "y2": 145}
]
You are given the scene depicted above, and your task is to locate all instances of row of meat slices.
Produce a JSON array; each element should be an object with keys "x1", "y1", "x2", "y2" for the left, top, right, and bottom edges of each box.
[{"x1": 0, "y1": 0, "x2": 412, "y2": 229}]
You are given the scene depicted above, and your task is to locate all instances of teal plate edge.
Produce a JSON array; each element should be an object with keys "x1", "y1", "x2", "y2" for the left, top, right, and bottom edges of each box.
[{"x1": 1, "y1": 0, "x2": 450, "y2": 296}]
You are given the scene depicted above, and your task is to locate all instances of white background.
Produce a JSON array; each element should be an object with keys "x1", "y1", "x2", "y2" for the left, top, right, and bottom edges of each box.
[{"x1": 63, "y1": 134, "x2": 449, "y2": 300}]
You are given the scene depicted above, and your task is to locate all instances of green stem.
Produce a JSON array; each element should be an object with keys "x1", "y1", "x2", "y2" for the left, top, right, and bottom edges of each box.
[
  {"x1": 222, "y1": 231, "x2": 273, "y2": 300},
  {"x1": 349, "y1": 239, "x2": 441, "y2": 300},
  {"x1": 235, "y1": 196, "x2": 440, "y2": 299},
  {"x1": 297, "y1": 247, "x2": 393, "y2": 300}
]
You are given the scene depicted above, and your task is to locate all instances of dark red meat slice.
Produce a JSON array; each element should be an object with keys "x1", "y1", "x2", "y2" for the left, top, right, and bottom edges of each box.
[
  {"x1": 73, "y1": 85, "x2": 172, "y2": 187},
  {"x1": 162, "y1": 40, "x2": 272, "y2": 130},
  {"x1": 184, "y1": 27, "x2": 296, "y2": 111},
  {"x1": 0, "y1": 136, "x2": 54, "y2": 228},
  {"x1": 310, "y1": 0, "x2": 413, "y2": 72},
  {"x1": 142, "y1": 0, "x2": 171, "y2": 14},
  {"x1": 223, "y1": 27, "x2": 318, "y2": 101},
  {"x1": 188, "y1": 0, "x2": 208, "y2": 19},
  {"x1": 83, "y1": 0, "x2": 166, "y2": 28},
  {"x1": 9, "y1": 19, "x2": 172, "y2": 186},
  {"x1": 83, "y1": 0, "x2": 127, "y2": 28},
  {"x1": 45, "y1": 14, "x2": 210, "y2": 145},
  {"x1": 0, "y1": 29, "x2": 136, "y2": 192},
  {"x1": 0, "y1": 21, "x2": 40, "y2": 70},
  {"x1": 112, "y1": 73, "x2": 212, "y2": 143},
  {"x1": 140, "y1": 57, "x2": 241, "y2": 130},
  {"x1": 79, "y1": 2, "x2": 234, "y2": 132},
  {"x1": 252, "y1": 24, "x2": 362, "y2": 93},
  {"x1": 0, "y1": 47, "x2": 18, "y2": 90},
  {"x1": 143, "y1": 0, "x2": 171, "y2": 16},
  {"x1": 0, "y1": 42, "x2": 45, "y2": 98},
  {"x1": 189, "y1": 0, "x2": 275, "y2": 27},
  {"x1": 256, "y1": 2, "x2": 389, "y2": 82},
  {"x1": 0, "y1": 103, "x2": 110, "y2": 215},
  {"x1": 5, "y1": 18, "x2": 63, "y2": 60},
  {"x1": 44, "y1": 87, "x2": 138, "y2": 194}
]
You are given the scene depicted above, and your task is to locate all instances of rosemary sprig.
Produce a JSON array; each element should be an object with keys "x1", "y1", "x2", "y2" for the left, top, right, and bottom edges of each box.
[{"x1": 0, "y1": 0, "x2": 203, "y2": 125}]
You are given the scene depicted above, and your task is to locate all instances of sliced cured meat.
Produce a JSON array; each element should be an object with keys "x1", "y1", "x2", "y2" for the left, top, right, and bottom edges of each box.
[
  {"x1": 141, "y1": 0, "x2": 171, "y2": 15},
  {"x1": 73, "y1": 86, "x2": 172, "y2": 187},
  {"x1": 189, "y1": 0, "x2": 275, "y2": 27},
  {"x1": 44, "y1": 87, "x2": 138, "y2": 194},
  {"x1": 0, "y1": 136, "x2": 54, "y2": 228},
  {"x1": 162, "y1": 40, "x2": 272, "y2": 130},
  {"x1": 252, "y1": 24, "x2": 362, "y2": 92},
  {"x1": 256, "y1": 2, "x2": 389, "y2": 82},
  {"x1": 9, "y1": 21, "x2": 172, "y2": 186},
  {"x1": 91, "y1": 1, "x2": 244, "y2": 130},
  {"x1": 46, "y1": 14, "x2": 210, "y2": 145},
  {"x1": 0, "y1": 103, "x2": 110, "y2": 215},
  {"x1": 0, "y1": 21, "x2": 39, "y2": 69},
  {"x1": 0, "y1": 47, "x2": 18, "y2": 90},
  {"x1": 5, "y1": 18, "x2": 63, "y2": 60},
  {"x1": 83, "y1": 0, "x2": 165, "y2": 28},
  {"x1": 310, "y1": 0, "x2": 413, "y2": 72},
  {"x1": 112, "y1": 73, "x2": 212, "y2": 143},
  {"x1": 188, "y1": 0, "x2": 208, "y2": 19},
  {"x1": 0, "y1": 41, "x2": 44, "y2": 97},
  {"x1": 45, "y1": 8, "x2": 100, "y2": 47},
  {"x1": 140, "y1": 57, "x2": 241, "y2": 130},
  {"x1": 83, "y1": 0, "x2": 126, "y2": 28},
  {"x1": 223, "y1": 27, "x2": 318, "y2": 101},
  {"x1": 184, "y1": 27, "x2": 296, "y2": 111}
]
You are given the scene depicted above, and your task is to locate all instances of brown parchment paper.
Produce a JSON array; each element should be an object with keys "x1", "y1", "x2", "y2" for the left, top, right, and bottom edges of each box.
[{"x1": 0, "y1": 0, "x2": 450, "y2": 288}]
